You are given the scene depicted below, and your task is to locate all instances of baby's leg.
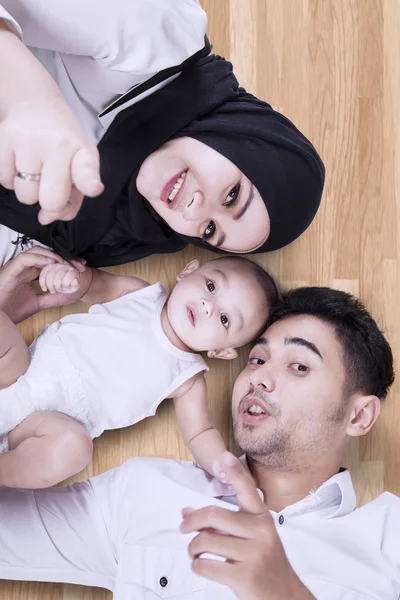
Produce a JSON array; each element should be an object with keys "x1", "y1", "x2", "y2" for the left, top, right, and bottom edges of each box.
[
  {"x1": 0, "y1": 411, "x2": 93, "y2": 488},
  {"x1": 0, "y1": 309, "x2": 30, "y2": 389}
]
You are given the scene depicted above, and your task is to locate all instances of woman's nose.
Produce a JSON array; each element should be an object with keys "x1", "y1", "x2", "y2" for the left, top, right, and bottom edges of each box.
[
  {"x1": 249, "y1": 364, "x2": 275, "y2": 393},
  {"x1": 182, "y1": 190, "x2": 205, "y2": 221},
  {"x1": 201, "y1": 298, "x2": 213, "y2": 317}
]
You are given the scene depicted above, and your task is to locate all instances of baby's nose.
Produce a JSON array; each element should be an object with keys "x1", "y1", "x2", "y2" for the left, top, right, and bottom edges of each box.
[{"x1": 201, "y1": 298, "x2": 213, "y2": 317}]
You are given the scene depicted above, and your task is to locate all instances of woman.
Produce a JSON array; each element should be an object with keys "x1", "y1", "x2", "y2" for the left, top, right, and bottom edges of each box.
[{"x1": 0, "y1": 0, "x2": 325, "y2": 267}]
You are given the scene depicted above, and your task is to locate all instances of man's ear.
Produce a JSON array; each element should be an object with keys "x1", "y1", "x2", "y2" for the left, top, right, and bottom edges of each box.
[
  {"x1": 176, "y1": 259, "x2": 200, "y2": 282},
  {"x1": 207, "y1": 348, "x2": 238, "y2": 360},
  {"x1": 346, "y1": 395, "x2": 381, "y2": 438}
]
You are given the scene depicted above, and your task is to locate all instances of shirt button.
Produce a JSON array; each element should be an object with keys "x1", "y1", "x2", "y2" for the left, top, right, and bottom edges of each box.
[
  {"x1": 159, "y1": 576, "x2": 168, "y2": 588},
  {"x1": 278, "y1": 515, "x2": 284, "y2": 525}
]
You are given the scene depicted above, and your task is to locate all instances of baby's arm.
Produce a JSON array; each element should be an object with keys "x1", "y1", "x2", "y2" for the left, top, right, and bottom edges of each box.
[
  {"x1": 173, "y1": 374, "x2": 228, "y2": 478},
  {"x1": 0, "y1": 411, "x2": 92, "y2": 489},
  {"x1": 39, "y1": 261, "x2": 149, "y2": 305},
  {"x1": 0, "y1": 309, "x2": 30, "y2": 390}
]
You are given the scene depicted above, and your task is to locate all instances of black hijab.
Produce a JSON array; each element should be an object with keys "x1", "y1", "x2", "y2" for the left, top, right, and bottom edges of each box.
[{"x1": 0, "y1": 47, "x2": 325, "y2": 267}]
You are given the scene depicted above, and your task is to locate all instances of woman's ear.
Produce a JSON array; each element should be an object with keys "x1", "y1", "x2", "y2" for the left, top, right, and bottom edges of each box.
[
  {"x1": 207, "y1": 348, "x2": 238, "y2": 361},
  {"x1": 346, "y1": 395, "x2": 381, "y2": 438},
  {"x1": 176, "y1": 259, "x2": 200, "y2": 282}
]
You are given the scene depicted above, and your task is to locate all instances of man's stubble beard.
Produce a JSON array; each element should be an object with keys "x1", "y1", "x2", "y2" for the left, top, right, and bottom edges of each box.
[{"x1": 232, "y1": 391, "x2": 348, "y2": 472}]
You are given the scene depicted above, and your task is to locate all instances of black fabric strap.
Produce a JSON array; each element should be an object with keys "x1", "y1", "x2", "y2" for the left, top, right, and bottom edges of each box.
[{"x1": 99, "y1": 36, "x2": 212, "y2": 118}]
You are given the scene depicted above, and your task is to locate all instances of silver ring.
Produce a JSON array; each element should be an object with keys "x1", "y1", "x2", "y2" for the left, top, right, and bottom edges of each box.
[{"x1": 16, "y1": 171, "x2": 41, "y2": 182}]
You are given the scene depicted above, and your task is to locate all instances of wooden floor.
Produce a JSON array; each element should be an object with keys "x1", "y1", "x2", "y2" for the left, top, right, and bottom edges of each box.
[{"x1": 3, "y1": 1, "x2": 400, "y2": 598}]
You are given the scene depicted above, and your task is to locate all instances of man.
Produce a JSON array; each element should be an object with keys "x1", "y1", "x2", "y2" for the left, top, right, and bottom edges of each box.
[{"x1": 0, "y1": 264, "x2": 399, "y2": 598}]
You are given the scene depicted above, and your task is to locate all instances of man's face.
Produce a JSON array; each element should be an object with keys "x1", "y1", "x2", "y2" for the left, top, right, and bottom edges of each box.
[{"x1": 232, "y1": 315, "x2": 351, "y2": 471}]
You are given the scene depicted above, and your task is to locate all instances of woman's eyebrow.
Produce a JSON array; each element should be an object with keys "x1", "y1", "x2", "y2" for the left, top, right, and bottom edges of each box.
[{"x1": 233, "y1": 185, "x2": 254, "y2": 221}]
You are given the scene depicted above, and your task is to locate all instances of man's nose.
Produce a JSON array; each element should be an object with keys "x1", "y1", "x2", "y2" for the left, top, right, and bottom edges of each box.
[
  {"x1": 201, "y1": 298, "x2": 214, "y2": 317},
  {"x1": 249, "y1": 363, "x2": 275, "y2": 392},
  {"x1": 182, "y1": 191, "x2": 205, "y2": 221}
]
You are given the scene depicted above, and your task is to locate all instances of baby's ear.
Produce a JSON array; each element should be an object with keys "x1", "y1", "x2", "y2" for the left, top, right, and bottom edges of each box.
[
  {"x1": 176, "y1": 259, "x2": 200, "y2": 282},
  {"x1": 208, "y1": 348, "x2": 238, "y2": 360}
]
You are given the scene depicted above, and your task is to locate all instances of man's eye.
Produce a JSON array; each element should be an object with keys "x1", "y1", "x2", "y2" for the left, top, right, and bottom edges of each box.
[
  {"x1": 207, "y1": 280, "x2": 215, "y2": 293},
  {"x1": 220, "y1": 314, "x2": 229, "y2": 328},
  {"x1": 292, "y1": 363, "x2": 308, "y2": 373},
  {"x1": 249, "y1": 357, "x2": 265, "y2": 366},
  {"x1": 203, "y1": 220, "x2": 216, "y2": 240},
  {"x1": 224, "y1": 183, "x2": 241, "y2": 207}
]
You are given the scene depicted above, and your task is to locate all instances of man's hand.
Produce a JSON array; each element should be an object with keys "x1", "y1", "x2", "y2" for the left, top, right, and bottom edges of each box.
[
  {"x1": 0, "y1": 247, "x2": 84, "y2": 323},
  {"x1": 180, "y1": 452, "x2": 316, "y2": 600}
]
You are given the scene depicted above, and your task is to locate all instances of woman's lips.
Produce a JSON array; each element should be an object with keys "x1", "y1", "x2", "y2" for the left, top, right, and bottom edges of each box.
[
  {"x1": 187, "y1": 306, "x2": 196, "y2": 327},
  {"x1": 160, "y1": 170, "x2": 187, "y2": 209}
]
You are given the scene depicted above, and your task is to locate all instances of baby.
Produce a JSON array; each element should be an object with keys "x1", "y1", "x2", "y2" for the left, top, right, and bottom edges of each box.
[{"x1": 0, "y1": 253, "x2": 277, "y2": 488}]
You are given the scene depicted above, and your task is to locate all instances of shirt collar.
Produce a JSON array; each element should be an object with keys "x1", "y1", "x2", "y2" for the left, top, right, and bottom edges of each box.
[{"x1": 194, "y1": 457, "x2": 356, "y2": 518}]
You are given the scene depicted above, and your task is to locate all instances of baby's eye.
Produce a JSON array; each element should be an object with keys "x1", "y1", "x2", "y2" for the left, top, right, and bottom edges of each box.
[
  {"x1": 207, "y1": 280, "x2": 216, "y2": 293},
  {"x1": 292, "y1": 363, "x2": 308, "y2": 373},
  {"x1": 249, "y1": 357, "x2": 265, "y2": 366},
  {"x1": 203, "y1": 220, "x2": 216, "y2": 240},
  {"x1": 220, "y1": 314, "x2": 229, "y2": 328}
]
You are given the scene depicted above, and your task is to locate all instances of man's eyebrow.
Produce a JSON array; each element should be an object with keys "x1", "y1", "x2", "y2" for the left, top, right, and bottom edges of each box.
[
  {"x1": 233, "y1": 185, "x2": 254, "y2": 221},
  {"x1": 252, "y1": 336, "x2": 268, "y2": 348},
  {"x1": 285, "y1": 337, "x2": 323, "y2": 360}
]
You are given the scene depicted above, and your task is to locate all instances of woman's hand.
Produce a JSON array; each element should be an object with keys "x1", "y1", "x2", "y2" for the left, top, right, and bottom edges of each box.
[
  {"x1": 0, "y1": 247, "x2": 83, "y2": 323},
  {"x1": 0, "y1": 23, "x2": 104, "y2": 224},
  {"x1": 181, "y1": 452, "x2": 316, "y2": 600}
]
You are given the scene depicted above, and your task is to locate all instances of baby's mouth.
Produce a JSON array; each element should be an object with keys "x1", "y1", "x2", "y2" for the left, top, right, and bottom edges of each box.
[{"x1": 187, "y1": 306, "x2": 196, "y2": 326}]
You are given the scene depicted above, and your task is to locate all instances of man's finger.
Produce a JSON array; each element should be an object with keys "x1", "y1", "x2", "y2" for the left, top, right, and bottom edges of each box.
[
  {"x1": 181, "y1": 506, "x2": 259, "y2": 539},
  {"x1": 188, "y1": 531, "x2": 247, "y2": 563},
  {"x1": 216, "y1": 452, "x2": 265, "y2": 515},
  {"x1": 191, "y1": 556, "x2": 236, "y2": 588}
]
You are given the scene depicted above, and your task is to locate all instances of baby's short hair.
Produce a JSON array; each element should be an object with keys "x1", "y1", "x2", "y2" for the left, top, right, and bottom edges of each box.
[{"x1": 212, "y1": 256, "x2": 279, "y2": 332}]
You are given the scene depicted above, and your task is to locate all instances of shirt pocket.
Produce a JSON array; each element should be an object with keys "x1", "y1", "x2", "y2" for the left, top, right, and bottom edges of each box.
[{"x1": 117, "y1": 543, "x2": 206, "y2": 599}]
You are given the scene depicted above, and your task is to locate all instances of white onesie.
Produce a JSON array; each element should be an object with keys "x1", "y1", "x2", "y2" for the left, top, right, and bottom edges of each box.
[{"x1": 0, "y1": 283, "x2": 207, "y2": 452}]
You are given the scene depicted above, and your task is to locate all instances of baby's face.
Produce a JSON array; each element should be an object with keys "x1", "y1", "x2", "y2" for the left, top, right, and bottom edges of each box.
[{"x1": 167, "y1": 259, "x2": 270, "y2": 354}]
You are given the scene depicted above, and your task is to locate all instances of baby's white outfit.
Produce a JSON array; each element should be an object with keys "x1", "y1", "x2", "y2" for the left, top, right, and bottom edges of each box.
[{"x1": 0, "y1": 283, "x2": 207, "y2": 452}]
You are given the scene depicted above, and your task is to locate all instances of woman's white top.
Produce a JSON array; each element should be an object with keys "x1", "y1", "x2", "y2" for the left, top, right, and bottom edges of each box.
[
  {"x1": 0, "y1": 283, "x2": 207, "y2": 451},
  {"x1": 0, "y1": 0, "x2": 208, "y2": 141}
]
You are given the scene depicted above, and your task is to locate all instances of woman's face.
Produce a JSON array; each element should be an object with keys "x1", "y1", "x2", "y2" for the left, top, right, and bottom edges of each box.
[{"x1": 136, "y1": 137, "x2": 270, "y2": 252}]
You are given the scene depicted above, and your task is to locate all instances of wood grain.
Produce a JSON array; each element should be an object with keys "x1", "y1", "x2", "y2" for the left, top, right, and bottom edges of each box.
[{"x1": 2, "y1": 1, "x2": 400, "y2": 597}]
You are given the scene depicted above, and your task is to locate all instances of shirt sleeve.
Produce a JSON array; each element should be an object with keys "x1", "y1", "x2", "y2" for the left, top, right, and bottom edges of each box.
[
  {"x1": 0, "y1": 0, "x2": 208, "y2": 73},
  {"x1": 0, "y1": 479, "x2": 117, "y2": 590},
  {"x1": 0, "y1": 5, "x2": 22, "y2": 38}
]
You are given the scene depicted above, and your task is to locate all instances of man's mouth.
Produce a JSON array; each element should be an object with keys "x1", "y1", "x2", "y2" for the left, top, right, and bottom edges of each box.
[
  {"x1": 187, "y1": 306, "x2": 196, "y2": 326},
  {"x1": 161, "y1": 169, "x2": 188, "y2": 209},
  {"x1": 241, "y1": 396, "x2": 271, "y2": 424}
]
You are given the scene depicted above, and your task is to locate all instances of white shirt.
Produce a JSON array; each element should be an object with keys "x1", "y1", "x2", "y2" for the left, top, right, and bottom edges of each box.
[
  {"x1": 0, "y1": 0, "x2": 208, "y2": 141},
  {"x1": 0, "y1": 456, "x2": 399, "y2": 599}
]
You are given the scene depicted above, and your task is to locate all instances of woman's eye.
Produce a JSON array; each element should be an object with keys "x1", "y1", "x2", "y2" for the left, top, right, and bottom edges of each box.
[
  {"x1": 224, "y1": 183, "x2": 241, "y2": 207},
  {"x1": 249, "y1": 357, "x2": 265, "y2": 366},
  {"x1": 220, "y1": 314, "x2": 229, "y2": 328},
  {"x1": 203, "y1": 220, "x2": 216, "y2": 240},
  {"x1": 292, "y1": 363, "x2": 308, "y2": 373},
  {"x1": 207, "y1": 280, "x2": 216, "y2": 293}
]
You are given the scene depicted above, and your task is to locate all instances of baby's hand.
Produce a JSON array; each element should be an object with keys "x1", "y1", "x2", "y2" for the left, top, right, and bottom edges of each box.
[{"x1": 39, "y1": 261, "x2": 84, "y2": 295}]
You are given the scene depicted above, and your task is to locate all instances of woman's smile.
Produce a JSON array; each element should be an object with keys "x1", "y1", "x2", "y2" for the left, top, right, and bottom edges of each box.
[{"x1": 161, "y1": 170, "x2": 188, "y2": 209}]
